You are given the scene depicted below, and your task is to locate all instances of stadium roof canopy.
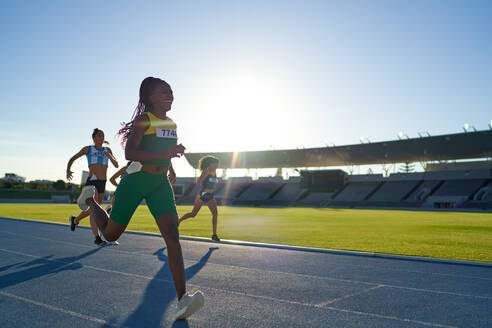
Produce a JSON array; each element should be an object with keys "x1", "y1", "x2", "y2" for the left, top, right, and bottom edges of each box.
[{"x1": 184, "y1": 130, "x2": 492, "y2": 169}]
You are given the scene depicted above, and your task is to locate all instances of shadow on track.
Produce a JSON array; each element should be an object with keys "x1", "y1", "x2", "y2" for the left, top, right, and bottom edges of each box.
[
  {"x1": 0, "y1": 261, "x2": 25, "y2": 273},
  {"x1": 0, "y1": 247, "x2": 103, "y2": 289},
  {"x1": 114, "y1": 246, "x2": 218, "y2": 328}
]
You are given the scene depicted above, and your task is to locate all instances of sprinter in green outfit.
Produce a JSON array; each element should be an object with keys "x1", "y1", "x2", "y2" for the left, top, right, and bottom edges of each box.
[{"x1": 76, "y1": 77, "x2": 204, "y2": 321}]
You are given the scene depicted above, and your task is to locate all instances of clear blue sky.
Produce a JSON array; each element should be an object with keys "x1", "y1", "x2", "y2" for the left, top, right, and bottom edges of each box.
[{"x1": 1, "y1": 0, "x2": 491, "y2": 184}]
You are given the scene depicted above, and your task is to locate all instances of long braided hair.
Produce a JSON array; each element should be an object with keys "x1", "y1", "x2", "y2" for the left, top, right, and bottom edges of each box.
[{"x1": 117, "y1": 77, "x2": 173, "y2": 147}]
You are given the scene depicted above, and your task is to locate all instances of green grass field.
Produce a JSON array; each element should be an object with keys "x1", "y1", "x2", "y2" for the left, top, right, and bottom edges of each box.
[{"x1": 1, "y1": 203, "x2": 491, "y2": 262}]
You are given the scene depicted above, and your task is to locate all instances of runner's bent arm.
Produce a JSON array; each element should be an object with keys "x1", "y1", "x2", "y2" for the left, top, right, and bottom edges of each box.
[
  {"x1": 104, "y1": 148, "x2": 119, "y2": 168},
  {"x1": 109, "y1": 166, "x2": 127, "y2": 187},
  {"x1": 66, "y1": 146, "x2": 90, "y2": 180},
  {"x1": 195, "y1": 169, "x2": 209, "y2": 188},
  {"x1": 168, "y1": 162, "x2": 176, "y2": 184}
]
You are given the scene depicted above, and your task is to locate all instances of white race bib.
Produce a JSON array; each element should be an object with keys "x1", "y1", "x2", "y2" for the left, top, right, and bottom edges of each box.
[{"x1": 155, "y1": 128, "x2": 177, "y2": 139}]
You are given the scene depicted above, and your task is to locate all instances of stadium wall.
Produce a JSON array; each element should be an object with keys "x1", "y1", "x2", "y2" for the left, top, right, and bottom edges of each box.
[{"x1": 173, "y1": 169, "x2": 492, "y2": 210}]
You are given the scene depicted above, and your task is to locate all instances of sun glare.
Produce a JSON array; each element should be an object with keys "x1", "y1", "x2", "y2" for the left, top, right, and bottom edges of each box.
[{"x1": 195, "y1": 69, "x2": 295, "y2": 150}]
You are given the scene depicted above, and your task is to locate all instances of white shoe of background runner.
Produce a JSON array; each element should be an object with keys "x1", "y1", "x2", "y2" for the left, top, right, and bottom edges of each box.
[
  {"x1": 99, "y1": 228, "x2": 119, "y2": 245},
  {"x1": 77, "y1": 185, "x2": 95, "y2": 211}
]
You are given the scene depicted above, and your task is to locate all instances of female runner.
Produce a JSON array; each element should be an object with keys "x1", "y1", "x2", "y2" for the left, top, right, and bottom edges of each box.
[
  {"x1": 66, "y1": 128, "x2": 119, "y2": 245},
  {"x1": 76, "y1": 77, "x2": 204, "y2": 320},
  {"x1": 179, "y1": 156, "x2": 220, "y2": 241}
]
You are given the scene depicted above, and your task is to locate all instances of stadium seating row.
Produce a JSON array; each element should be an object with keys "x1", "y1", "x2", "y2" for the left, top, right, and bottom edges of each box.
[{"x1": 174, "y1": 169, "x2": 492, "y2": 209}]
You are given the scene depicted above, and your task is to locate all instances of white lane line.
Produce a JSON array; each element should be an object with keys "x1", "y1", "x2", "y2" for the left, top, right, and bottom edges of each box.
[
  {"x1": 0, "y1": 271, "x2": 456, "y2": 328},
  {"x1": 0, "y1": 230, "x2": 149, "y2": 257},
  {"x1": 322, "y1": 306, "x2": 458, "y2": 328},
  {"x1": 316, "y1": 285, "x2": 384, "y2": 307},
  {"x1": 2, "y1": 227, "x2": 492, "y2": 283},
  {"x1": 0, "y1": 248, "x2": 466, "y2": 328},
  {"x1": 1, "y1": 234, "x2": 492, "y2": 302},
  {"x1": 0, "y1": 290, "x2": 121, "y2": 327},
  {"x1": 197, "y1": 285, "x2": 457, "y2": 328}
]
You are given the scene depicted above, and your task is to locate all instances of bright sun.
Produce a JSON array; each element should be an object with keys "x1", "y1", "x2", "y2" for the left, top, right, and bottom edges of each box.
[
  {"x1": 181, "y1": 66, "x2": 302, "y2": 153},
  {"x1": 201, "y1": 70, "x2": 295, "y2": 146}
]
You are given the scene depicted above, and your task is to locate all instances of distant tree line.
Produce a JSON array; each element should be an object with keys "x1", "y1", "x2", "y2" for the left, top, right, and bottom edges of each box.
[{"x1": 0, "y1": 175, "x2": 79, "y2": 191}]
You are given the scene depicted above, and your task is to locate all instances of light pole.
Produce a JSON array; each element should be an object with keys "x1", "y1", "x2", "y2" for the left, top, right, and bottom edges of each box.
[
  {"x1": 397, "y1": 131, "x2": 409, "y2": 140},
  {"x1": 418, "y1": 131, "x2": 431, "y2": 137},
  {"x1": 463, "y1": 123, "x2": 477, "y2": 132}
]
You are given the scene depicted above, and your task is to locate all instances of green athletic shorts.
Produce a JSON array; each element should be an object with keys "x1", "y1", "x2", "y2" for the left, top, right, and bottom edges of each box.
[{"x1": 110, "y1": 170, "x2": 177, "y2": 225}]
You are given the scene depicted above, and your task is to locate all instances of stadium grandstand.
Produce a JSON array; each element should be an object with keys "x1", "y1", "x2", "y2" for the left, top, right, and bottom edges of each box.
[{"x1": 175, "y1": 129, "x2": 492, "y2": 210}]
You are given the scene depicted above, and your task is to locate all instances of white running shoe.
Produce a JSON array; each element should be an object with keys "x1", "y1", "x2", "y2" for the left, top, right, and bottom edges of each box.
[
  {"x1": 77, "y1": 185, "x2": 95, "y2": 211},
  {"x1": 99, "y1": 229, "x2": 119, "y2": 245},
  {"x1": 174, "y1": 291, "x2": 204, "y2": 321}
]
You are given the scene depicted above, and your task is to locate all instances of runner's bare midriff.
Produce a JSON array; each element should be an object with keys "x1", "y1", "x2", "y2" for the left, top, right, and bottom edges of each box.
[
  {"x1": 88, "y1": 164, "x2": 108, "y2": 180},
  {"x1": 142, "y1": 164, "x2": 169, "y2": 175}
]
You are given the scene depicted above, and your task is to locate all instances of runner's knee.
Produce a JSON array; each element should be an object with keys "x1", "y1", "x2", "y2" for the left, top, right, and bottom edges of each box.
[
  {"x1": 103, "y1": 230, "x2": 121, "y2": 242},
  {"x1": 161, "y1": 220, "x2": 179, "y2": 238}
]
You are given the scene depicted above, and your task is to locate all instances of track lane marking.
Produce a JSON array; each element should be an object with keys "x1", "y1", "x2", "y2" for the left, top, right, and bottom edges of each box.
[
  {"x1": 316, "y1": 285, "x2": 384, "y2": 307},
  {"x1": 0, "y1": 290, "x2": 122, "y2": 327},
  {"x1": 2, "y1": 223, "x2": 491, "y2": 282},
  {"x1": 1, "y1": 232, "x2": 492, "y2": 302},
  {"x1": 0, "y1": 247, "x2": 466, "y2": 328},
  {"x1": 322, "y1": 306, "x2": 457, "y2": 328}
]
